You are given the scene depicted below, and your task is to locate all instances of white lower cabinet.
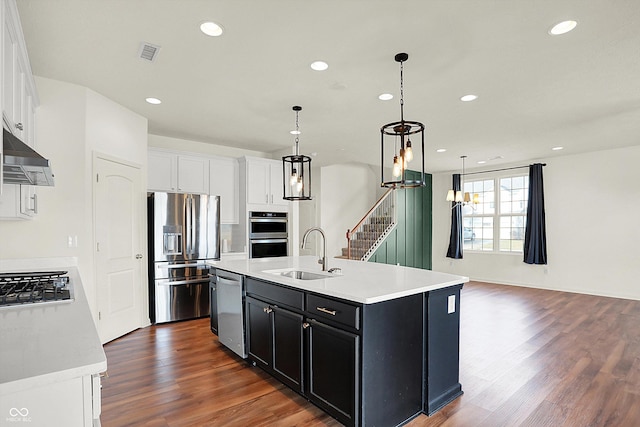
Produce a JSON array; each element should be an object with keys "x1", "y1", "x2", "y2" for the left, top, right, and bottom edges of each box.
[
  {"x1": 1, "y1": 373, "x2": 102, "y2": 426},
  {"x1": 0, "y1": 183, "x2": 36, "y2": 219}
]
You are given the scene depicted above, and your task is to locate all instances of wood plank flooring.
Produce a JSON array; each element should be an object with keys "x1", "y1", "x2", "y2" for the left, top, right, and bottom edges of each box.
[{"x1": 101, "y1": 282, "x2": 640, "y2": 426}]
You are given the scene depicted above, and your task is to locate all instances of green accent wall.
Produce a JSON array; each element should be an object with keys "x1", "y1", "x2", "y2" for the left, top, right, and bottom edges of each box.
[{"x1": 369, "y1": 171, "x2": 432, "y2": 270}]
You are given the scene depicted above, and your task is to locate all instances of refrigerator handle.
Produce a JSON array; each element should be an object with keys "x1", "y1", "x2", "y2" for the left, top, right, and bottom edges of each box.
[
  {"x1": 191, "y1": 195, "x2": 197, "y2": 255},
  {"x1": 185, "y1": 195, "x2": 191, "y2": 255}
]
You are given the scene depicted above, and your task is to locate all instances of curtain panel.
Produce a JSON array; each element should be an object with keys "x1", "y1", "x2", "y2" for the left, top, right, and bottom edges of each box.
[
  {"x1": 524, "y1": 163, "x2": 547, "y2": 264},
  {"x1": 446, "y1": 173, "x2": 463, "y2": 259}
]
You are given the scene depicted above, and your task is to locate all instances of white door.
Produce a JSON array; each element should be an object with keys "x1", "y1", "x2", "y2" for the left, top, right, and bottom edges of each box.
[{"x1": 94, "y1": 155, "x2": 145, "y2": 343}]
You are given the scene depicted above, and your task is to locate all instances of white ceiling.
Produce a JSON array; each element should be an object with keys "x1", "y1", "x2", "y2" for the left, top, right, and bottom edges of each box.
[{"x1": 16, "y1": 0, "x2": 640, "y2": 173}]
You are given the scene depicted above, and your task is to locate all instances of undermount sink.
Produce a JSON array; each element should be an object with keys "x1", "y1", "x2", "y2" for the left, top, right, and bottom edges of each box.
[{"x1": 263, "y1": 268, "x2": 335, "y2": 281}]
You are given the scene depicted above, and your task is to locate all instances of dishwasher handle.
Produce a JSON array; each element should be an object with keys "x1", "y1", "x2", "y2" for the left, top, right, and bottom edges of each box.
[{"x1": 216, "y1": 276, "x2": 241, "y2": 287}]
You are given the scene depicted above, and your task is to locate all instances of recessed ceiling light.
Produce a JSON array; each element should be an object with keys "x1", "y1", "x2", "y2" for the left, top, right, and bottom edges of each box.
[
  {"x1": 477, "y1": 160, "x2": 486, "y2": 164},
  {"x1": 145, "y1": 97, "x2": 162, "y2": 105},
  {"x1": 460, "y1": 94, "x2": 478, "y2": 102},
  {"x1": 310, "y1": 61, "x2": 328, "y2": 71},
  {"x1": 379, "y1": 93, "x2": 393, "y2": 101},
  {"x1": 549, "y1": 20, "x2": 577, "y2": 35},
  {"x1": 552, "y1": 146, "x2": 564, "y2": 151},
  {"x1": 436, "y1": 148, "x2": 447, "y2": 153},
  {"x1": 290, "y1": 130, "x2": 301, "y2": 135},
  {"x1": 200, "y1": 21, "x2": 224, "y2": 37}
]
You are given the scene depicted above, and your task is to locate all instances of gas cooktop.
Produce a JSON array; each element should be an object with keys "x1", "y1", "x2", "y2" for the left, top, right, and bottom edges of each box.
[{"x1": 0, "y1": 270, "x2": 72, "y2": 307}]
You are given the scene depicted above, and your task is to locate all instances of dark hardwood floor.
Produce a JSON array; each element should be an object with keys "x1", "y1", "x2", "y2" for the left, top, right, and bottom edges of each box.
[{"x1": 101, "y1": 282, "x2": 640, "y2": 426}]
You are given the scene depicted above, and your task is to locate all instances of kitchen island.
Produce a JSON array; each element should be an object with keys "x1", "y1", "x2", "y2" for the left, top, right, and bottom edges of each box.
[
  {"x1": 211, "y1": 256, "x2": 468, "y2": 427},
  {"x1": 0, "y1": 257, "x2": 106, "y2": 426}
]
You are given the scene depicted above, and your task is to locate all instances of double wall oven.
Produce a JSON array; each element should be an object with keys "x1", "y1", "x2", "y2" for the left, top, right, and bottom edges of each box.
[{"x1": 249, "y1": 211, "x2": 288, "y2": 258}]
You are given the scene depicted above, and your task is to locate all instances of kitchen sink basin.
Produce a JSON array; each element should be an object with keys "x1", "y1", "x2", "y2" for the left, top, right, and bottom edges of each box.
[{"x1": 263, "y1": 268, "x2": 336, "y2": 281}]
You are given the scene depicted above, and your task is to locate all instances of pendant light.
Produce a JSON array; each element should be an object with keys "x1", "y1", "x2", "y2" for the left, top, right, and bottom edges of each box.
[
  {"x1": 282, "y1": 106, "x2": 312, "y2": 201},
  {"x1": 381, "y1": 53, "x2": 425, "y2": 188},
  {"x1": 446, "y1": 155, "x2": 479, "y2": 208}
]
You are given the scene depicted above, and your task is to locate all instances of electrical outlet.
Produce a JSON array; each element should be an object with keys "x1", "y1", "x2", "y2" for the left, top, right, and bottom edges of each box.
[
  {"x1": 447, "y1": 295, "x2": 456, "y2": 314},
  {"x1": 67, "y1": 236, "x2": 73, "y2": 248}
]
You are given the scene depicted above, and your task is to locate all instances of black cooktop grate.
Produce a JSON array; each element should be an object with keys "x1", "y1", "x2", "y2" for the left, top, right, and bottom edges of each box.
[{"x1": 0, "y1": 271, "x2": 71, "y2": 307}]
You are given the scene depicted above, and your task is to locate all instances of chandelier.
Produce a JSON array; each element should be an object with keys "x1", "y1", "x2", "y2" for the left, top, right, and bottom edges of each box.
[
  {"x1": 446, "y1": 155, "x2": 479, "y2": 208},
  {"x1": 282, "y1": 106, "x2": 312, "y2": 200},
  {"x1": 380, "y1": 53, "x2": 425, "y2": 188}
]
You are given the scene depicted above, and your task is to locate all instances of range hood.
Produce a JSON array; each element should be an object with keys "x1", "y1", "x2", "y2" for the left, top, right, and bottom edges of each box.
[{"x1": 2, "y1": 128, "x2": 54, "y2": 186}]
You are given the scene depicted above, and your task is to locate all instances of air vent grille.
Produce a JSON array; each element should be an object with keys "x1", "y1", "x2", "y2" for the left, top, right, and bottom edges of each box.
[{"x1": 138, "y1": 42, "x2": 161, "y2": 62}]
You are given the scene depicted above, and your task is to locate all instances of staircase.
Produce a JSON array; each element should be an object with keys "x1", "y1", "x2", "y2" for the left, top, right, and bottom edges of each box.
[{"x1": 342, "y1": 189, "x2": 397, "y2": 261}]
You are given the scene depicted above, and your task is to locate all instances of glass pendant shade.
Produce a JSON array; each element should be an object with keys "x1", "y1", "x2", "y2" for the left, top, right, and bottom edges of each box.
[
  {"x1": 283, "y1": 154, "x2": 311, "y2": 200},
  {"x1": 282, "y1": 105, "x2": 312, "y2": 201},
  {"x1": 380, "y1": 53, "x2": 426, "y2": 188}
]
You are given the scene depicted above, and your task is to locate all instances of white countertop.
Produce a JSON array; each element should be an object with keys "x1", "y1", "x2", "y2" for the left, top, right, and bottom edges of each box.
[
  {"x1": 0, "y1": 258, "x2": 107, "y2": 395},
  {"x1": 210, "y1": 256, "x2": 468, "y2": 304}
]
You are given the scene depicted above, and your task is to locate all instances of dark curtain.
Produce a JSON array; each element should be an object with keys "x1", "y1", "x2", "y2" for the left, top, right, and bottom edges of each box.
[
  {"x1": 524, "y1": 163, "x2": 547, "y2": 264},
  {"x1": 446, "y1": 173, "x2": 463, "y2": 259}
]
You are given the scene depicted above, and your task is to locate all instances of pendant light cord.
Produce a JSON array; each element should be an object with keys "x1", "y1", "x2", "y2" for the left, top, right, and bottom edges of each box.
[
  {"x1": 294, "y1": 109, "x2": 300, "y2": 156},
  {"x1": 399, "y1": 60, "x2": 405, "y2": 124}
]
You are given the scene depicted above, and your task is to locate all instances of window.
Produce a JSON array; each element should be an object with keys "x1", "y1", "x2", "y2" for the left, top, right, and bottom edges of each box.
[{"x1": 462, "y1": 174, "x2": 529, "y2": 253}]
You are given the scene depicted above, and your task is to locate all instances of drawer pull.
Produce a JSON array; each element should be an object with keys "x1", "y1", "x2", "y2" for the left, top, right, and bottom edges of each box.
[
  {"x1": 302, "y1": 322, "x2": 310, "y2": 329},
  {"x1": 263, "y1": 306, "x2": 273, "y2": 314},
  {"x1": 316, "y1": 307, "x2": 336, "y2": 316}
]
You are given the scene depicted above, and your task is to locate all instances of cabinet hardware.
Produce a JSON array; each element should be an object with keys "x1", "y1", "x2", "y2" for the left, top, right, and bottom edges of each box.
[
  {"x1": 30, "y1": 193, "x2": 38, "y2": 214},
  {"x1": 302, "y1": 322, "x2": 310, "y2": 329},
  {"x1": 135, "y1": 254, "x2": 143, "y2": 259},
  {"x1": 15, "y1": 122, "x2": 23, "y2": 131},
  {"x1": 263, "y1": 306, "x2": 273, "y2": 313},
  {"x1": 316, "y1": 307, "x2": 337, "y2": 316}
]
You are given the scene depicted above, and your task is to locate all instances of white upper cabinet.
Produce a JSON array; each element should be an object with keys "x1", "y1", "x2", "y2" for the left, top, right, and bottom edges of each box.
[
  {"x1": 209, "y1": 157, "x2": 239, "y2": 224},
  {"x1": 0, "y1": 0, "x2": 39, "y2": 219},
  {"x1": 147, "y1": 149, "x2": 209, "y2": 194},
  {"x1": 244, "y1": 157, "x2": 287, "y2": 208},
  {"x1": 177, "y1": 155, "x2": 209, "y2": 194},
  {"x1": 147, "y1": 150, "x2": 177, "y2": 192}
]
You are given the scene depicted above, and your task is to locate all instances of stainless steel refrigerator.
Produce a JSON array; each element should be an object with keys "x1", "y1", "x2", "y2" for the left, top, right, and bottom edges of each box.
[{"x1": 148, "y1": 192, "x2": 220, "y2": 323}]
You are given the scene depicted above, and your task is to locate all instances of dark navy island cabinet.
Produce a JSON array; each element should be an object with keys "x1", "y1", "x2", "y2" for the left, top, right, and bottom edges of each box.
[{"x1": 244, "y1": 276, "x2": 463, "y2": 427}]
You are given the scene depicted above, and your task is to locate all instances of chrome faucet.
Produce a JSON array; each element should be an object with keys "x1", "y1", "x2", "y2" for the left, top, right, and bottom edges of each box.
[{"x1": 301, "y1": 227, "x2": 327, "y2": 271}]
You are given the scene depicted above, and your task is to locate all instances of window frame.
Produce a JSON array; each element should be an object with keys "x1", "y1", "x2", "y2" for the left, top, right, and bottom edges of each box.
[{"x1": 461, "y1": 172, "x2": 529, "y2": 254}]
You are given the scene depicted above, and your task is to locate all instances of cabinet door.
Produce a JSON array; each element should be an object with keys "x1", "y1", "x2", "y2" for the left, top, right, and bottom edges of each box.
[
  {"x1": 272, "y1": 306, "x2": 304, "y2": 393},
  {"x1": 147, "y1": 151, "x2": 177, "y2": 192},
  {"x1": 246, "y1": 159, "x2": 269, "y2": 204},
  {"x1": 307, "y1": 318, "x2": 359, "y2": 426},
  {"x1": 245, "y1": 296, "x2": 272, "y2": 369},
  {"x1": 210, "y1": 157, "x2": 239, "y2": 224},
  {"x1": 3, "y1": 16, "x2": 16, "y2": 129},
  {"x1": 177, "y1": 155, "x2": 209, "y2": 194},
  {"x1": 269, "y1": 162, "x2": 287, "y2": 206}
]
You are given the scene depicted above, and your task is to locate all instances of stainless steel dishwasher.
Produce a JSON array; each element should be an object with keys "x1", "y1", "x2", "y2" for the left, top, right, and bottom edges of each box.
[{"x1": 216, "y1": 270, "x2": 247, "y2": 358}]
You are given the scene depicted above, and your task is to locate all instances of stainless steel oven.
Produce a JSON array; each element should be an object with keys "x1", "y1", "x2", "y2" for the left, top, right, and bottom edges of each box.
[{"x1": 249, "y1": 212, "x2": 288, "y2": 258}]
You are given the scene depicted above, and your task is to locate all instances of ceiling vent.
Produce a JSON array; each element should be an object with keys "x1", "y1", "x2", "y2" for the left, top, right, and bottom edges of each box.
[{"x1": 138, "y1": 42, "x2": 161, "y2": 62}]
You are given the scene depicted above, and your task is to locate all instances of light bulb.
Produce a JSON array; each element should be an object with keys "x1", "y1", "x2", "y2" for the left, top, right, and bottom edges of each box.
[
  {"x1": 405, "y1": 140, "x2": 413, "y2": 162},
  {"x1": 392, "y1": 156, "x2": 401, "y2": 177},
  {"x1": 296, "y1": 177, "x2": 303, "y2": 192},
  {"x1": 290, "y1": 168, "x2": 298, "y2": 186}
]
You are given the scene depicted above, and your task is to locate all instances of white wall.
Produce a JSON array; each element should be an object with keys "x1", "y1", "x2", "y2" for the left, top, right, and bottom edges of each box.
[
  {"x1": 319, "y1": 163, "x2": 378, "y2": 258},
  {"x1": 0, "y1": 76, "x2": 148, "y2": 317},
  {"x1": 432, "y1": 145, "x2": 640, "y2": 300}
]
